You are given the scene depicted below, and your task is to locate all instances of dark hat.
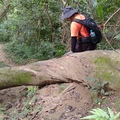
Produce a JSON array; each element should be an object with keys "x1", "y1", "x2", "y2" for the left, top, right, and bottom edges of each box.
[{"x1": 61, "y1": 6, "x2": 78, "y2": 20}]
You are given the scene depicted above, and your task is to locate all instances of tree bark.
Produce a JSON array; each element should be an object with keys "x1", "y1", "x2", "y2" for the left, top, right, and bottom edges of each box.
[{"x1": 0, "y1": 50, "x2": 120, "y2": 90}]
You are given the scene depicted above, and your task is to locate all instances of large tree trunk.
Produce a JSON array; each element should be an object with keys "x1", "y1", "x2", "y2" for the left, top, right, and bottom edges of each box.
[{"x1": 0, "y1": 50, "x2": 120, "y2": 90}]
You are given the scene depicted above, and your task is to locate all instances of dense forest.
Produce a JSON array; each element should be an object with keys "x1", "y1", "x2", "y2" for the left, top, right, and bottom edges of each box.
[{"x1": 0, "y1": 0, "x2": 120, "y2": 64}]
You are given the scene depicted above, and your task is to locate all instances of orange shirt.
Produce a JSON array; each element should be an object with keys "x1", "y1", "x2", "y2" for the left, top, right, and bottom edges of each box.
[{"x1": 71, "y1": 14, "x2": 90, "y2": 39}]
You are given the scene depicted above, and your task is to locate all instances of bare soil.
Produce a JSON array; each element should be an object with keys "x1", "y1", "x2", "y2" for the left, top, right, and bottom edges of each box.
[{"x1": 0, "y1": 44, "x2": 120, "y2": 120}]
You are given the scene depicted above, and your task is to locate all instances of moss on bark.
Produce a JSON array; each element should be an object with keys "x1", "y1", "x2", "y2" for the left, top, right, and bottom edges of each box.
[
  {"x1": 94, "y1": 56, "x2": 120, "y2": 90},
  {"x1": 0, "y1": 68, "x2": 32, "y2": 89}
]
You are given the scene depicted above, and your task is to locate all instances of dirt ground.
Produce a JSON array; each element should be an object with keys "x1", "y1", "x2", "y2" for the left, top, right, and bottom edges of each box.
[{"x1": 0, "y1": 44, "x2": 120, "y2": 120}]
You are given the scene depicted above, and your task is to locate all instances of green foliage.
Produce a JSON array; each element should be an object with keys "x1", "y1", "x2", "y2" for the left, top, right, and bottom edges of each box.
[
  {"x1": 96, "y1": 4, "x2": 104, "y2": 20},
  {"x1": 0, "y1": 0, "x2": 119, "y2": 63},
  {"x1": 54, "y1": 40, "x2": 66, "y2": 57},
  {"x1": 5, "y1": 39, "x2": 66, "y2": 64},
  {"x1": 85, "y1": 77, "x2": 113, "y2": 96},
  {"x1": 0, "y1": 22, "x2": 12, "y2": 43},
  {"x1": 27, "y1": 86, "x2": 37, "y2": 98},
  {"x1": 94, "y1": 57, "x2": 120, "y2": 90},
  {"x1": 114, "y1": 34, "x2": 120, "y2": 40},
  {"x1": 0, "y1": 0, "x2": 64, "y2": 62},
  {"x1": 93, "y1": 80, "x2": 110, "y2": 96},
  {"x1": 81, "y1": 107, "x2": 120, "y2": 120}
]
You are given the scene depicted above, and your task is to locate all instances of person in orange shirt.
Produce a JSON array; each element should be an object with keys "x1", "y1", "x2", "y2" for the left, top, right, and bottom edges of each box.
[{"x1": 61, "y1": 6, "x2": 97, "y2": 53}]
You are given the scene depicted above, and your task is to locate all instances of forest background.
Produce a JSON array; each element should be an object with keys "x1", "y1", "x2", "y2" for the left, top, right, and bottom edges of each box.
[{"x1": 0, "y1": 0, "x2": 120, "y2": 64}]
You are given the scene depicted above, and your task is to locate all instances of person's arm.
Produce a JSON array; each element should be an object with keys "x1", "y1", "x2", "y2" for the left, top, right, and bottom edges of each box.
[{"x1": 71, "y1": 36, "x2": 77, "y2": 52}]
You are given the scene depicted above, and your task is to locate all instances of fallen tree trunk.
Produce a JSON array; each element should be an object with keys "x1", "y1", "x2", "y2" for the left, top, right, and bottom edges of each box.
[{"x1": 0, "y1": 50, "x2": 120, "y2": 90}]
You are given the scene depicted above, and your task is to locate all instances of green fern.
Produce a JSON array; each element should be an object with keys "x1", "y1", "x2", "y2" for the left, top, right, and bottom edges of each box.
[{"x1": 81, "y1": 107, "x2": 120, "y2": 120}]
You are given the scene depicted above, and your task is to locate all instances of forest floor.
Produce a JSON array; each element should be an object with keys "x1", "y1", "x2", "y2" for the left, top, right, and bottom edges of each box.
[{"x1": 0, "y1": 44, "x2": 120, "y2": 120}]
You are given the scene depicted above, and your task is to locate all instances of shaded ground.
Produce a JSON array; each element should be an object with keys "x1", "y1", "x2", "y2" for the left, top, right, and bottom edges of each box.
[
  {"x1": 0, "y1": 83, "x2": 93, "y2": 120},
  {"x1": 0, "y1": 44, "x2": 120, "y2": 120}
]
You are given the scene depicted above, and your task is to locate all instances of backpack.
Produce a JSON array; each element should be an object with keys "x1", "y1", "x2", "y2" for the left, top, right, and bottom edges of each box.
[{"x1": 73, "y1": 14, "x2": 102, "y2": 44}]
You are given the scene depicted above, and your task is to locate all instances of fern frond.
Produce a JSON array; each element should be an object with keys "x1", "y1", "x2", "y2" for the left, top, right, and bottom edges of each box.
[
  {"x1": 89, "y1": 108, "x2": 109, "y2": 119},
  {"x1": 80, "y1": 115, "x2": 98, "y2": 119},
  {"x1": 107, "y1": 107, "x2": 114, "y2": 119},
  {"x1": 81, "y1": 107, "x2": 120, "y2": 120},
  {"x1": 113, "y1": 112, "x2": 120, "y2": 120}
]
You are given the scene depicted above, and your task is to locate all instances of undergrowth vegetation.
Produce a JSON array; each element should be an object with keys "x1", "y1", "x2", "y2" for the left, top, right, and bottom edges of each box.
[
  {"x1": 5, "y1": 40, "x2": 66, "y2": 64},
  {"x1": 81, "y1": 107, "x2": 120, "y2": 120}
]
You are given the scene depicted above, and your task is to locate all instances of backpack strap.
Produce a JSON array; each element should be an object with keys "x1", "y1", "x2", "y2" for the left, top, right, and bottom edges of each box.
[
  {"x1": 73, "y1": 14, "x2": 87, "y2": 26},
  {"x1": 73, "y1": 17, "x2": 92, "y2": 44}
]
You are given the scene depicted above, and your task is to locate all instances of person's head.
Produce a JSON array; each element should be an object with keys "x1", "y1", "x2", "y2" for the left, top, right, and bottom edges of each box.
[{"x1": 61, "y1": 6, "x2": 79, "y2": 22}]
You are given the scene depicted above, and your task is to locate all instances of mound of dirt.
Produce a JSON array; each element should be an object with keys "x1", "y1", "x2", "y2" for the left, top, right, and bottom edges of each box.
[
  {"x1": 0, "y1": 83, "x2": 93, "y2": 120},
  {"x1": 0, "y1": 82, "x2": 119, "y2": 120}
]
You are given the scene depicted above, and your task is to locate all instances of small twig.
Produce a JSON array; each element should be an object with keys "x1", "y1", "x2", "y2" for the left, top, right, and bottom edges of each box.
[
  {"x1": 105, "y1": 25, "x2": 119, "y2": 27},
  {"x1": 104, "y1": 8, "x2": 120, "y2": 26},
  {"x1": 58, "y1": 82, "x2": 76, "y2": 97},
  {"x1": 31, "y1": 111, "x2": 39, "y2": 120},
  {"x1": 64, "y1": 0, "x2": 69, "y2": 8}
]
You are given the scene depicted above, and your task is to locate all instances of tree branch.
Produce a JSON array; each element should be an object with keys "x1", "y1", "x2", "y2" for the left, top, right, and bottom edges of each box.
[{"x1": 103, "y1": 8, "x2": 120, "y2": 53}]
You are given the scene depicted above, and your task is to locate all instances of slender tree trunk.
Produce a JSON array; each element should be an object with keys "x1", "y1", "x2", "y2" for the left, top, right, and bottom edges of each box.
[
  {"x1": 45, "y1": 1, "x2": 55, "y2": 43},
  {"x1": 0, "y1": 0, "x2": 10, "y2": 22}
]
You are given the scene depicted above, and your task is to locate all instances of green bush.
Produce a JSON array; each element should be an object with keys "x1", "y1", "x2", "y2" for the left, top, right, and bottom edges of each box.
[{"x1": 5, "y1": 39, "x2": 66, "y2": 64}]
